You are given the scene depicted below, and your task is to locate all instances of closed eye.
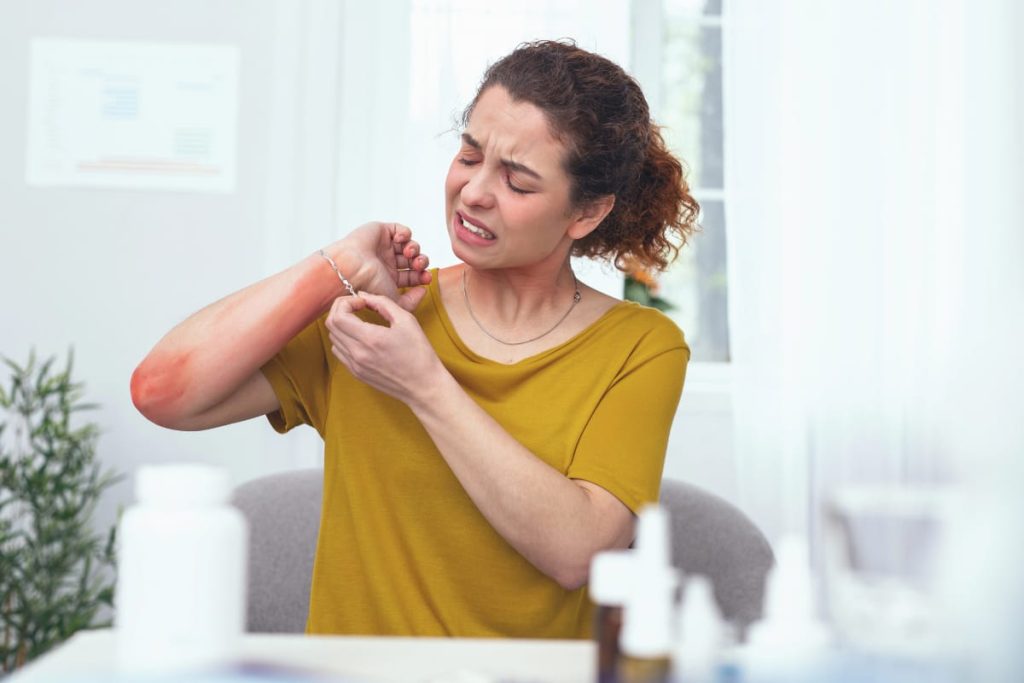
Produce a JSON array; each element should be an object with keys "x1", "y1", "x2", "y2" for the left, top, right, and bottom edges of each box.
[
  {"x1": 457, "y1": 157, "x2": 533, "y2": 195},
  {"x1": 505, "y1": 174, "x2": 532, "y2": 195}
]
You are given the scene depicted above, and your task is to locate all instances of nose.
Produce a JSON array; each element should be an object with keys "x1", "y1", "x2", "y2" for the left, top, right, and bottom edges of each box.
[{"x1": 460, "y1": 165, "x2": 497, "y2": 210}]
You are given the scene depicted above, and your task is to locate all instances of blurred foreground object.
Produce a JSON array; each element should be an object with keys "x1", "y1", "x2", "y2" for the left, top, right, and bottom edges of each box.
[
  {"x1": 116, "y1": 463, "x2": 248, "y2": 676},
  {"x1": 0, "y1": 350, "x2": 119, "y2": 672},
  {"x1": 591, "y1": 505, "x2": 678, "y2": 683},
  {"x1": 824, "y1": 487, "x2": 958, "y2": 660},
  {"x1": 743, "y1": 536, "x2": 832, "y2": 681}
]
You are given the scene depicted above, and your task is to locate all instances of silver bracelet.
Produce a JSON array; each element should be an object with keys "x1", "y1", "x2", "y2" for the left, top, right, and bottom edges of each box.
[{"x1": 317, "y1": 249, "x2": 358, "y2": 297}]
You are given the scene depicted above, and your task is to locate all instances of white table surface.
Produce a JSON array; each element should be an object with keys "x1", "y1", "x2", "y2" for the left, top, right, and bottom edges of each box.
[{"x1": 7, "y1": 629, "x2": 596, "y2": 683}]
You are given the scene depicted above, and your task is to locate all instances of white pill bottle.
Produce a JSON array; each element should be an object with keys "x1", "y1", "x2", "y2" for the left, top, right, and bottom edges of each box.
[{"x1": 116, "y1": 464, "x2": 248, "y2": 675}]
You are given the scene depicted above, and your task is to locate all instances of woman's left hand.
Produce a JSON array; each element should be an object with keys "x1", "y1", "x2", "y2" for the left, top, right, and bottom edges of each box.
[{"x1": 324, "y1": 292, "x2": 444, "y2": 407}]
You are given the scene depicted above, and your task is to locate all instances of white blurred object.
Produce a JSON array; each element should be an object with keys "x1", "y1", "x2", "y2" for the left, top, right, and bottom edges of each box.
[
  {"x1": 673, "y1": 575, "x2": 726, "y2": 683},
  {"x1": 590, "y1": 505, "x2": 678, "y2": 660},
  {"x1": 823, "y1": 485, "x2": 959, "y2": 660},
  {"x1": 116, "y1": 464, "x2": 248, "y2": 675},
  {"x1": 743, "y1": 535, "x2": 831, "y2": 680}
]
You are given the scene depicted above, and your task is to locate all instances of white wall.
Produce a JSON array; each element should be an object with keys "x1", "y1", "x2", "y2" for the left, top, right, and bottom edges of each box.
[
  {"x1": 0, "y1": 0, "x2": 330, "y2": 534},
  {"x1": 0, "y1": 0, "x2": 738, "y2": 538},
  {"x1": 665, "y1": 368, "x2": 736, "y2": 502}
]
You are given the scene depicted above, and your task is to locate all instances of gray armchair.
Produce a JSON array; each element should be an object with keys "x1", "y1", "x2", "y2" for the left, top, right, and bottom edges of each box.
[
  {"x1": 659, "y1": 479, "x2": 774, "y2": 633},
  {"x1": 231, "y1": 469, "x2": 321, "y2": 633},
  {"x1": 231, "y1": 470, "x2": 773, "y2": 634}
]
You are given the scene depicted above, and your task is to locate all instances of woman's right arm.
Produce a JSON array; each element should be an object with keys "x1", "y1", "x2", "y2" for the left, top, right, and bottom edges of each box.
[{"x1": 130, "y1": 222, "x2": 431, "y2": 431}]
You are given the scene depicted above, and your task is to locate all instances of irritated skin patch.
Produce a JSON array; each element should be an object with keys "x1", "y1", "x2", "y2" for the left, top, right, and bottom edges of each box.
[
  {"x1": 130, "y1": 349, "x2": 191, "y2": 415},
  {"x1": 131, "y1": 255, "x2": 339, "y2": 423}
]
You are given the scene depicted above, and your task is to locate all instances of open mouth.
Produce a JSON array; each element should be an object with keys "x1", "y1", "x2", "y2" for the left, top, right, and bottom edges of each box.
[{"x1": 457, "y1": 212, "x2": 496, "y2": 240}]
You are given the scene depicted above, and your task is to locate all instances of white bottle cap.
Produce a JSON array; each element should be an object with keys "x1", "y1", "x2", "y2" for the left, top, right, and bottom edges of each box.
[
  {"x1": 135, "y1": 463, "x2": 230, "y2": 507},
  {"x1": 635, "y1": 504, "x2": 672, "y2": 568},
  {"x1": 590, "y1": 550, "x2": 634, "y2": 605},
  {"x1": 590, "y1": 505, "x2": 678, "y2": 659}
]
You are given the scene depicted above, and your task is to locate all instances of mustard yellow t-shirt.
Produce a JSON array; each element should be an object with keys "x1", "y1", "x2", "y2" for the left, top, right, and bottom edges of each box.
[{"x1": 260, "y1": 271, "x2": 688, "y2": 639}]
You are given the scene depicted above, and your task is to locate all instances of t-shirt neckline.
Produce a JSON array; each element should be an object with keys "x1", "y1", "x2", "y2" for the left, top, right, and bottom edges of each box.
[{"x1": 425, "y1": 267, "x2": 634, "y2": 367}]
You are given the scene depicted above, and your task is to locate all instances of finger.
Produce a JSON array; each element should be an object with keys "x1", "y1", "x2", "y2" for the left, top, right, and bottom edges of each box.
[
  {"x1": 327, "y1": 321, "x2": 373, "y2": 357},
  {"x1": 397, "y1": 262, "x2": 430, "y2": 288},
  {"x1": 329, "y1": 343, "x2": 357, "y2": 373},
  {"x1": 395, "y1": 254, "x2": 429, "y2": 276},
  {"x1": 328, "y1": 334, "x2": 365, "y2": 371},
  {"x1": 391, "y1": 222, "x2": 412, "y2": 245},
  {"x1": 394, "y1": 251, "x2": 413, "y2": 270},
  {"x1": 357, "y1": 291, "x2": 404, "y2": 325},
  {"x1": 398, "y1": 285, "x2": 428, "y2": 312},
  {"x1": 326, "y1": 296, "x2": 371, "y2": 337},
  {"x1": 394, "y1": 241, "x2": 420, "y2": 269},
  {"x1": 324, "y1": 299, "x2": 346, "y2": 336},
  {"x1": 327, "y1": 293, "x2": 367, "y2": 323}
]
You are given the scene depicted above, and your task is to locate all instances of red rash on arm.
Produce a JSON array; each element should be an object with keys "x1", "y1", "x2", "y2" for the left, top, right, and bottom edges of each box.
[
  {"x1": 131, "y1": 253, "x2": 344, "y2": 428},
  {"x1": 130, "y1": 349, "x2": 192, "y2": 415}
]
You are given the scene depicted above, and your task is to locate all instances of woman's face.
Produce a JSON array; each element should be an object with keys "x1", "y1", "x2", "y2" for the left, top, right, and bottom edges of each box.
[{"x1": 444, "y1": 86, "x2": 589, "y2": 272}]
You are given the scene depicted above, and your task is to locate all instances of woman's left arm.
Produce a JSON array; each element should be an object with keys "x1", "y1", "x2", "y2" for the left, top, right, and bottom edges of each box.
[{"x1": 326, "y1": 293, "x2": 665, "y2": 590}]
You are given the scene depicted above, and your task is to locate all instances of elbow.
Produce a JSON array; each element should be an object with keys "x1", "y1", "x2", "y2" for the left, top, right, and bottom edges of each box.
[
  {"x1": 550, "y1": 558, "x2": 592, "y2": 592},
  {"x1": 130, "y1": 361, "x2": 188, "y2": 429},
  {"x1": 556, "y1": 572, "x2": 589, "y2": 592}
]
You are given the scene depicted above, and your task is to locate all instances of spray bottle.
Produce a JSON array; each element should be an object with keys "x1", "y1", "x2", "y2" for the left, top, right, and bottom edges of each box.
[
  {"x1": 590, "y1": 505, "x2": 679, "y2": 683},
  {"x1": 673, "y1": 575, "x2": 727, "y2": 683},
  {"x1": 740, "y1": 535, "x2": 832, "y2": 682}
]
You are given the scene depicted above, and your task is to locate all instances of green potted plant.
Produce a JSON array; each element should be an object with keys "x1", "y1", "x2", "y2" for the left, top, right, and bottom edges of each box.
[
  {"x1": 0, "y1": 350, "x2": 120, "y2": 673},
  {"x1": 622, "y1": 258, "x2": 675, "y2": 313}
]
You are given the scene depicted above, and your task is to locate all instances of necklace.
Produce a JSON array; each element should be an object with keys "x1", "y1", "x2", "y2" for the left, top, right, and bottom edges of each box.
[{"x1": 462, "y1": 269, "x2": 582, "y2": 346}]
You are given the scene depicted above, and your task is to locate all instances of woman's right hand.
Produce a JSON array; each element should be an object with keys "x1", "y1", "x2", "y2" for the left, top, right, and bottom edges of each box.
[{"x1": 327, "y1": 222, "x2": 432, "y2": 311}]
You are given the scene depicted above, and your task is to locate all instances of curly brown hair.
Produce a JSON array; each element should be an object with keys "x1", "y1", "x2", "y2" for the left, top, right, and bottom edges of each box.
[{"x1": 463, "y1": 40, "x2": 700, "y2": 273}]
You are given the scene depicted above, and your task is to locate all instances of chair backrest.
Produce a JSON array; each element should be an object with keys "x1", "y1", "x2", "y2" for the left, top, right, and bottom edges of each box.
[
  {"x1": 232, "y1": 470, "x2": 773, "y2": 635},
  {"x1": 658, "y1": 478, "x2": 774, "y2": 635},
  {"x1": 231, "y1": 468, "x2": 321, "y2": 633}
]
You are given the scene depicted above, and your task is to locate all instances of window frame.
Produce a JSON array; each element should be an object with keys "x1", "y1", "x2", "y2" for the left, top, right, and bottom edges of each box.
[{"x1": 630, "y1": 0, "x2": 732, "y2": 390}]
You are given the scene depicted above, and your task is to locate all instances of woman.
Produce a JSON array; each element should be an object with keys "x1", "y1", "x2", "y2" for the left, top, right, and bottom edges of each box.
[{"x1": 131, "y1": 40, "x2": 698, "y2": 639}]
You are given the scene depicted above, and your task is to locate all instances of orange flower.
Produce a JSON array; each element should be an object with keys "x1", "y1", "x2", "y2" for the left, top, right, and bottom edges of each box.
[{"x1": 623, "y1": 257, "x2": 660, "y2": 293}]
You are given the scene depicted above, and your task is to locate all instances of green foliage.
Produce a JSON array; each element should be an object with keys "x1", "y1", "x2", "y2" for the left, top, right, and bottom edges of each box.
[
  {"x1": 0, "y1": 350, "x2": 120, "y2": 672},
  {"x1": 624, "y1": 275, "x2": 676, "y2": 313}
]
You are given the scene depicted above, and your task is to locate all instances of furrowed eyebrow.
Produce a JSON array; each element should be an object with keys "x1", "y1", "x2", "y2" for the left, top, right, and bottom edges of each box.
[
  {"x1": 461, "y1": 132, "x2": 543, "y2": 181},
  {"x1": 503, "y1": 159, "x2": 542, "y2": 181}
]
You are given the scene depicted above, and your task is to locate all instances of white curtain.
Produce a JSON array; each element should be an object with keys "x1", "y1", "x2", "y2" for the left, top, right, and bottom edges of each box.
[{"x1": 724, "y1": 0, "x2": 1023, "y2": 553}]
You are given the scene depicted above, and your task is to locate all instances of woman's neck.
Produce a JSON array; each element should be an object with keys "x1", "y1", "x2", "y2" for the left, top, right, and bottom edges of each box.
[{"x1": 462, "y1": 262, "x2": 578, "y2": 326}]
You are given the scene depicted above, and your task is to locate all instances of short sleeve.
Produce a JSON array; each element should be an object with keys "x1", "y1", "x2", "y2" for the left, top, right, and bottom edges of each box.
[
  {"x1": 259, "y1": 313, "x2": 332, "y2": 437},
  {"x1": 567, "y1": 339, "x2": 688, "y2": 514}
]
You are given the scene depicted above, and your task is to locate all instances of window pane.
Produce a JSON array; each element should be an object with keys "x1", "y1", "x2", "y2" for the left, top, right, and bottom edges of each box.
[
  {"x1": 663, "y1": 0, "x2": 721, "y2": 16},
  {"x1": 658, "y1": 200, "x2": 731, "y2": 362},
  {"x1": 627, "y1": 0, "x2": 729, "y2": 363},
  {"x1": 660, "y1": 16, "x2": 722, "y2": 189},
  {"x1": 696, "y1": 24, "x2": 723, "y2": 188}
]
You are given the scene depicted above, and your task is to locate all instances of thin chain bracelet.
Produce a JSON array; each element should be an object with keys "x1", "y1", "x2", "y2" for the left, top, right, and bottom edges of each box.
[{"x1": 317, "y1": 249, "x2": 358, "y2": 297}]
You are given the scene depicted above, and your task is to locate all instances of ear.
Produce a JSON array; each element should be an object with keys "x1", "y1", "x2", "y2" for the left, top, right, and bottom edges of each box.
[{"x1": 567, "y1": 195, "x2": 615, "y2": 241}]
